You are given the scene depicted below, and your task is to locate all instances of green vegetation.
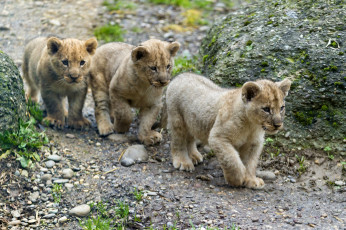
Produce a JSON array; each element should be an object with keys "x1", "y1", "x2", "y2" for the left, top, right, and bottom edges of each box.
[
  {"x1": 94, "y1": 24, "x2": 125, "y2": 42},
  {"x1": 103, "y1": 0, "x2": 137, "y2": 11},
  {"x1": 27, "y1": 98, "x2": 43, "y2": 122},
  {"x1": 0, "y1": 117, "x2": 48, "y2": 168},
  {"x1": 132, "y1": 187, "x2": 143, "y2": 202},
  {"x1": 323, "y1": 146, "x2": 334, "y2": 160},
  {"x1": 52, "y1": 183, "x2": 63, "y2": 203},
  {"x1": 172, "y1": 55, "x2": 201, "y2": 76},
  {"x1": 264, "y1": 137, "x2": 281, "y2": 158},
  {"x1": 295, "y1": 154, "x2": 306, "y2": 175},
  {"x1": 80, "y1": 200, "x2": 131, "y2": 229},
  {"x1": 147, "y1": 0, "x2": 214, "y2": 9}
]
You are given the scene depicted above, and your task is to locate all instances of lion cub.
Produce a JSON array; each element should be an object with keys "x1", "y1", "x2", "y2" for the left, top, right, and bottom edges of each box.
[
  {"x1": 166, "y1": 73, "x2": 291, "y2": 189},
  {"x1": 22, "y1": 36, "x2": 97, "y2": 129},
  {"x1": 89, "y1": 39, "x2": 180, "y2": 145}
]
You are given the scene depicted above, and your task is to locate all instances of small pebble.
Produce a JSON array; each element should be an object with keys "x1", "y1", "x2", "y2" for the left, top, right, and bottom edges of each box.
[
  {"x1": 48, "y1": 154, "x2": 62, "y2": 162},
  {"x1": 45, "y1": 160, "x2": 55, "y2": 168},
  {"x1": 69, "y1": 204, "x2": 91, "y2": 217}
]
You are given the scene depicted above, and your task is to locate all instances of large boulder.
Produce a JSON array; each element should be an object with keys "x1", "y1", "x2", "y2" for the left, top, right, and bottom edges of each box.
[
  {"x1": 0, "y1": 51, "x2": 26, "y2": 132},
  {"x1": 200, "y1": 0, "x2": 345, "y2": 152}
]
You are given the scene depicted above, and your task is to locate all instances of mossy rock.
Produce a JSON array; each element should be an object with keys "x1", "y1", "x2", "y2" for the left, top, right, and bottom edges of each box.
[
  {"x1": 0, "y1": 51, "x2": 27, "y2": 132},
  {"x1": 200, "y1": 0, "x2": 345, "y2": 152}
]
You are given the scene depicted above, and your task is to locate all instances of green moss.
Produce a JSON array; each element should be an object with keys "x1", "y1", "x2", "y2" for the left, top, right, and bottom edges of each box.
[
  {"x1": 261, "y1": 68, "x2": 266, "y2": 72},
  {"x1": 331, "y1": 41, "x2": 338, "y2": 48},
  {"x1": 235, "y1": 83, "x2": 242, "y2": 88},
  {"x1": 334, "y1": 82, "x2": 342, "y2": 86},
  {"x1": 260, "y1": 61, "x2": 269, "y2": 67},
  {"x1": 208, "y1": 36, "x2": 217, "y2": 47},
  {"x1": 323, "y1": 65, "x2": 337, "y2": 72},
  {"x1": 227, "y1": 51, "x2": 231, "y2": 56},
  {"x1": 245, "y1": 40, "x2": 253, "y2": 46},
  {"x1": 338, "y1": 52, "x2": 344, "y2": 55},
  {"x1": 321, "y1": 105, "x2": 328, "y2": 111},
  {"x1": 234, "y1": 33, "x2": 240, "y2": 38},
  {"x1": 267, "y1": 20, "x2": 273, "y2": 25},
  {"x1": 172, "y1": 55, "x2": 201, "y2": 76},
  {"x1": 202, "y1": 55, "x2": 209, "y2": 64},
  {"x1": 244, "y1": 20, "x2": 251, "y2": 26},
  {"x1": 294, "y1": 111, "x2": 314, "y2": 126}
]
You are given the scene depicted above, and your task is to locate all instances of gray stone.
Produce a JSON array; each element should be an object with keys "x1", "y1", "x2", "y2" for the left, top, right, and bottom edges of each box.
[
  {"x1": 41, "y1": 174, "x2": 52, "y2": 181},
  {"x1": 53, "y1": 179, "x2": 69, "y2": 184},
  {"x1": 200, "y1": 0, "x2": 345, "y2": 151},
  {"x1": 29, "y1": 191, "x2": 40, "y2": 203},
  {"x1": 45, "y1": 160, "x2": 55, "y2": 168},
  {"x1": 42, "y1": 214, "x2": 55, "y2": 219},
  {"x1": 107, "y1": 133, "x2": 130, "y2": 143},
  {"x1": 48, "y1": 154, "x2": 62, "y2": 162},
  {"x1": 8, "y1": 220, "x2": 21, "y2": 226},
  {"x1": 0, "y1": 51, "x2": 26, "y2": 133},
  {"x1": 122, "y1": 145, "x2": 148, "y2": 163},
  {"x1": 58, "y1": 216, "x2": 68, "y2": 223},
  {"x1": 120, "y1": 158, "x2": 135, "y2": 167},
  {"x1": 11, "y1": 210, "x2": 20, "y2": 218},
  {"x1": 334, "y1": 181, "x2": 345, "y2": 186},
  {"x1": 21, "y1": 170, "x2": 28, "y2": 177},
  {"x1": 69, "y1": 204, "x2": 91, "y2": 217},
  {"x1": 65, "y1": 183, "x2": 74, "y2": 190},
  {"x1": 62, "y1": 168, "x2": 74, "y2": 179},
  {"x1": 256, "y1": 170, "x2": 276, "y2": 181}
]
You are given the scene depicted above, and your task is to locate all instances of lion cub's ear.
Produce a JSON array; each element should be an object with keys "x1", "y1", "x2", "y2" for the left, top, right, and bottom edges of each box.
[
  {"x1": 167, "y1": 42, "x2": 180, "y2": 57},
  {"x1": 276, "y1": 78, "x2": 291, "y2": 97},
  {"x1": 131, "y1": 46, "x2": 149, "y2": 62},
  {"x1": 85, "y1": 38, "x2": 98, "y2": 55},
  {"x1": 47, "y1": 37, "x2": 62, "y2": 56},
  {"x1": 242, "y1": 82, "x2": 261, "y2": 103}
]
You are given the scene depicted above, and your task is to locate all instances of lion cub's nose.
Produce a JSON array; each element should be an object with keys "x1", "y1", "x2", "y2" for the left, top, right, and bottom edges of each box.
[
  {"x1": 69, "y1": 74, "x2": 80, "y2": 81},
  {"x1": 274, "y1": 123, "x2": 282, "y2": 129},
  {"x1": 159, "y1": 79, "x2": 170, "y2": 86}
]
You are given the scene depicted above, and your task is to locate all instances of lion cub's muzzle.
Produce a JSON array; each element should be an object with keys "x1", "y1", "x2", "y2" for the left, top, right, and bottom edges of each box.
[
  {"x1": 65, "y1": 74, "x2": 83, "y2": 83},
  {"x1": 151, "y1": 79, "x2": 170, "y2": 87}
]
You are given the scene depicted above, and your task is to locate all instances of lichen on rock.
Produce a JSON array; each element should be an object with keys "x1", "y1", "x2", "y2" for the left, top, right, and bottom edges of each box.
[
  {"x1": 200, "y1": 0, "x2": 345, "y2": 151},
  {"x1": 0, "y1": 51, "x2": 27, "y2": 132}
]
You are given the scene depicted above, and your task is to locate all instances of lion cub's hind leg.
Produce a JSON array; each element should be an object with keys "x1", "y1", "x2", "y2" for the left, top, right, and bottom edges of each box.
[{"x1": 170, "y1": 114, "x2": 195, "y2": 171}]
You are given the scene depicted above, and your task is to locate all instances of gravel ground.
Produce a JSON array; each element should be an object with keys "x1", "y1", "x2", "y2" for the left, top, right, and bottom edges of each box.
[{"x1": 0, "y1": 0, "x2": 345, "y2": 229}]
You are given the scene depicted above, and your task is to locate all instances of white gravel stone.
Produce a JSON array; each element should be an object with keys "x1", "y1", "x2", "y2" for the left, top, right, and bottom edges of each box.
[
  {"x1": 58, "y1": 216, "x2": 68, "y2": 223},
  {"x1": 62, "y1": 168, "x2": 74, "y2": 179},
  {"x1": 45, "y1": 160, "x2": 55, "y2": 168},
  {"x1": 69, "y1": 204, "x2": 91, "y2": 217},
  {"x1": 256, "y1": 170, "x2": 276, "y2": 181},
  {"x1": 48, "y1": 154, "x2": 62, "y2": 162}
]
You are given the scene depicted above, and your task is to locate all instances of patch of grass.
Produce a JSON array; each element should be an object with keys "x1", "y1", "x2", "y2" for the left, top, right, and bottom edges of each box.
[
  {"x1": 80, "y1": 216, "x2": 111, "y2": 230},
  {"x1": 295, "y1": 154, "x2": 306, "y2": 175},
  {"x1": 147, "y1": 0, "x2": 214, "y2": 9},
  {"x1": 27, "y1": 98, "x2": 44, "y2": 122},
  {"x1": 103, "y1": 0, "x2": 137, "y2": 11},
  {"x1": 0, "y1": 117, "x2": 48, "y2": 168},
  {"x1": 182, "y1": 9, "x2": 202, "y2": 26},
  {"x1": 52, "y1": 183, "x2": 63, "y2": 203},
  {"x1": 132, "y1": 187, "x2": 143, "y2": 202},
  {"x1": 172, "y1": 55, "x2": 201, "y2": 76},
  {"x1": 131, "y1": 26, "x2": 142, "y2": 33},
  {"x1": 94, "y1": 23, "x2": 125, "y2": 42},
  {"x1": 323, "y1": 146, "x2": 334, "y2": 160}
]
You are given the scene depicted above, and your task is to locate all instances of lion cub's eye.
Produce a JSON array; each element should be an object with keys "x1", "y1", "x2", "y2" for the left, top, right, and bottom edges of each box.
[
  {"x1": 80, "y1": 60, "x2": 86, "y2": 66},
  {"x1": 280, "y1": 106, "x2": 285, "y2": 111},
  {"x1": 167, "y1": 64, "x2": 171, "y2": 69},
  {"x1": 150, "y1": 66, "x2": 157, "y2": 71},
  {"x1": 262, "y1": 107, "x2": 271, "y2": 113},
  {"x1": 62, "y1": 60, "x2": 69, "y2": 66}
]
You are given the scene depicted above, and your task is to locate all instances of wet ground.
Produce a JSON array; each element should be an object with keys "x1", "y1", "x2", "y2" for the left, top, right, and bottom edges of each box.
[{"x1": 0, "y1": 0, "x2": 345, "y2": 229}]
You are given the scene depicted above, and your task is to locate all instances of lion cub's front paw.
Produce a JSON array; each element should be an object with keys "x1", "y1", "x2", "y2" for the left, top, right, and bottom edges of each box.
[
  {"x1": 172, "y1": 154, "x2": 195, "y2": 172},
  {"x1": 98, "y1": 121, "x2": 114, "y2": 136},
  {"x1": 68, "y1": 117, "x2": 91, "y2": 129},
  {"x1": 140, "y1": 131, "x2": 162, "y2": 146},
  {"x1": 189, "y1": 150, "x2": 203, "y2": 165},
  {"x1": 43, "y1": 116, "x2": 65, "y2": 129},
  {"x1": 244, "y1": 176, "x2": 265, "y2": 189}
]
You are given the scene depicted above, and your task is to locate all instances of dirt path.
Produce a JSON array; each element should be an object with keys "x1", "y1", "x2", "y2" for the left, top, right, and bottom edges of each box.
[{"x1": 0, "y1": 0, "x2": 345, "y2": 229}]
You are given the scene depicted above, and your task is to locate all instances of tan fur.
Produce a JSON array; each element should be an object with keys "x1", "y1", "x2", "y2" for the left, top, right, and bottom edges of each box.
[
  {"x1": 22, "y1": 36, "x2": 97, "y2": 129},
  {"x1": 89, "y1": 39, "x2": 180, "y2": 145},
  {"x1": 166, "y1": 73, "x2": 291, "y2": 189}
]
